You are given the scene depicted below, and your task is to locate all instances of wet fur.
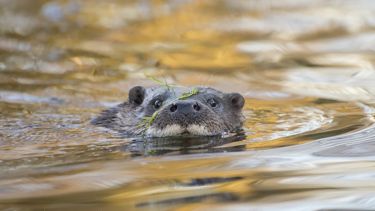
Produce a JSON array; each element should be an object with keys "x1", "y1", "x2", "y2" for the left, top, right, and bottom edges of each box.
[{"x1": 92, "y1": 86, "x2": 245, "y2": 137}]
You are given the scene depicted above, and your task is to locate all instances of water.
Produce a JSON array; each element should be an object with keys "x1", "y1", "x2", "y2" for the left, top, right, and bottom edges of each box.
[{"x1": 1, "y1": 0, "x2": 375, "y2": 210}]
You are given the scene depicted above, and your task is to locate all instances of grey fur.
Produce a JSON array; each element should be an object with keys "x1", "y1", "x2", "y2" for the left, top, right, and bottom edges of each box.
[{"x1": 92, "y1": 86, "x2": 245, "y2": 137}]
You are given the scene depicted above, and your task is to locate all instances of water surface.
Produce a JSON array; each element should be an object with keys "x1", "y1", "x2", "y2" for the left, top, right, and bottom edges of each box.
[{"x1": 1, "y1": 0, "x2": 375, "y2": 210}]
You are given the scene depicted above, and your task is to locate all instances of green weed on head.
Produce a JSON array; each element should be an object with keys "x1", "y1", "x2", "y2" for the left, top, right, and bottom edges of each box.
[
  {"x1": 146, "y1": 75, "x2": 178, "y2": 91},
  {"x1": 137, "y1": 110, "x2": 159, "y2": 130},
  {"x1": 178, "y1": 87, "x2": 199, "y2": 100}
]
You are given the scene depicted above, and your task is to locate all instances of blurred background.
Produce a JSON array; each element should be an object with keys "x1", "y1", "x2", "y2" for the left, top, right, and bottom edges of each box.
[
  {"x1": 1, "y1": 0, "x2": 375, "y2": 99},
  {"x1": 1, "y1": 0, "x2": 375, "y2": 210}
]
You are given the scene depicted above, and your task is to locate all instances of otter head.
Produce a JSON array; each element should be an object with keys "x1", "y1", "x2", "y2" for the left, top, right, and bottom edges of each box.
[{"x1": 126, "y1": 86, "x2": 245, "y2": 137}]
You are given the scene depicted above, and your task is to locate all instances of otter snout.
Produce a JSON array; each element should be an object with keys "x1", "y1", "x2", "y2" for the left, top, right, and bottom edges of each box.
[
  {"x1": 169, "y1": 101, "x2": 202, "y2": 115},
  {"x1": 146, "y1": 99, "x2": 217, "y2": 137}
]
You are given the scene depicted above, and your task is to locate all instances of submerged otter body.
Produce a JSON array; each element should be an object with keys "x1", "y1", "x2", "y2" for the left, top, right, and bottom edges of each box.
[{"x1": 92, "y1": 86, "x2": 245, "y2": 137}]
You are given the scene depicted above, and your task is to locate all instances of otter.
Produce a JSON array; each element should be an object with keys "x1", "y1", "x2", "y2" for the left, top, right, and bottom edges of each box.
[{"x1": 92, "y1": 86, "x2": 245, "y2": 137}]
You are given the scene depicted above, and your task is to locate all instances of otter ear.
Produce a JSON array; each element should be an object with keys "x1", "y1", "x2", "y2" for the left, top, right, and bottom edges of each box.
[
  {"x1": 226, "y1": 93, "x2": 245, "y2": 110},
  {"x1": 128, "y1": 86, "x2": 145, "y2": 105}
]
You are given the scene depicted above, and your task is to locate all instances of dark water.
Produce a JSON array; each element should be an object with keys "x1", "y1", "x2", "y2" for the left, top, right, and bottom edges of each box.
[{"x1": 1, "y1": 0, "x2": 375, "y2": 210}]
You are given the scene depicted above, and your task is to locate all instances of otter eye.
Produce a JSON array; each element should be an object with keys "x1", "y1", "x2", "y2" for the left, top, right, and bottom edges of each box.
[
  {"x1": 207, "y1": 98, "x2": 217, "y2": 107},
  {"x1": 153, "y1": 99, "x2": 163, "y2": 109}
]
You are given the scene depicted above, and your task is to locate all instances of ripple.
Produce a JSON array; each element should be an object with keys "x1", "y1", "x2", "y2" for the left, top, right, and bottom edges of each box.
[{"x1": 0, "y1": 91, "x2": 63, "y2": 105}]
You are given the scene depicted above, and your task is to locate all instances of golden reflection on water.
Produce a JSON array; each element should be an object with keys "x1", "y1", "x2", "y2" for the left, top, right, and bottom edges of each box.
[{"x1": 1, "y1": 0, "x2": 375, "y2": 210}]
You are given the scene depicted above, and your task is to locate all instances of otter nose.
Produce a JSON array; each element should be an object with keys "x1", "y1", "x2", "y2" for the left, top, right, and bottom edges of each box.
[{"x1": 169, "y1": 101, "x2": 201, "y2": 114}]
